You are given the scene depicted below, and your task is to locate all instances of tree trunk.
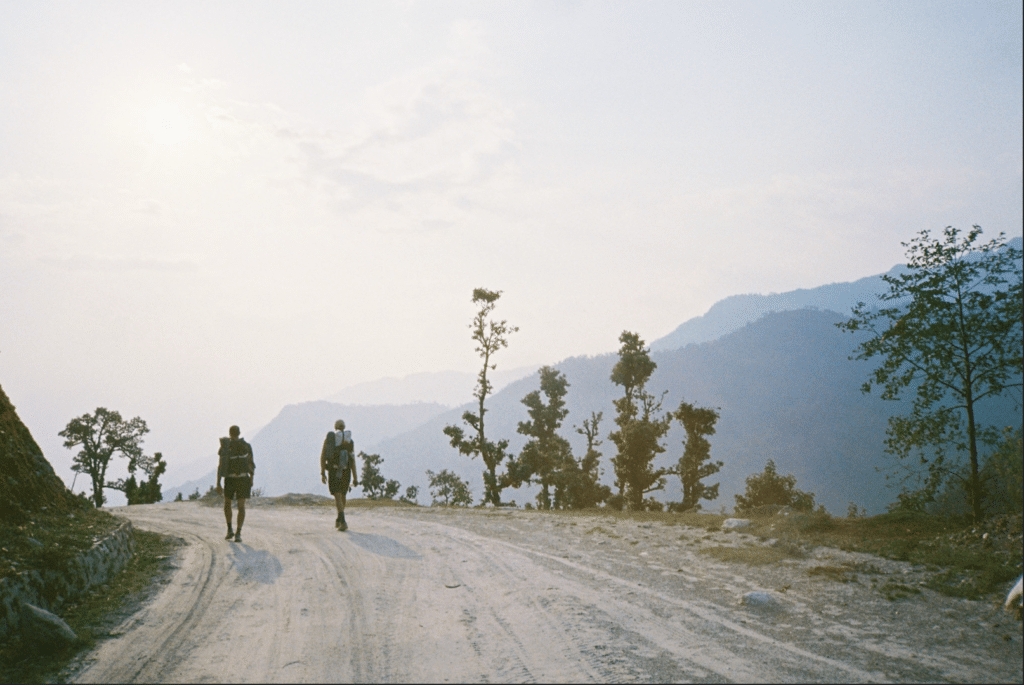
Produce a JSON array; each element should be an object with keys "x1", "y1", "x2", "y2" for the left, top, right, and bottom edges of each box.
[{"x1": 965, "y1": 395, "x2": 982, "y2": 523}]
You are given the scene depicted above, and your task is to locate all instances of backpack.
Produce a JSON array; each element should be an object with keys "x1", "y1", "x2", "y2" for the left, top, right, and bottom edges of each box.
[{"x1": 332, "y1": 430, "x2": 353, "y2": 472}]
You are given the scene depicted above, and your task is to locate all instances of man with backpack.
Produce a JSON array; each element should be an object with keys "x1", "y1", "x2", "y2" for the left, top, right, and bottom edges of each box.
[
  {"x1": 216, "y1": 425, "x2": 255, "y2": 542},
  {"x1": 321, "y1": 419, "x2": 359, "y2": 530}
]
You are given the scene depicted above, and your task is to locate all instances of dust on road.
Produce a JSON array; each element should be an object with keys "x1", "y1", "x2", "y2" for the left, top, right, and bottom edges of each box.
[{"x1": 68, "y1": 501, "x2": 1022, "y2": 683}]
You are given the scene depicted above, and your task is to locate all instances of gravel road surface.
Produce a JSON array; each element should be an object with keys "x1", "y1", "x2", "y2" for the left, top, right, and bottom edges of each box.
[{"x1": 69, "y1": 501, "x2": 1022, "y2": 683}]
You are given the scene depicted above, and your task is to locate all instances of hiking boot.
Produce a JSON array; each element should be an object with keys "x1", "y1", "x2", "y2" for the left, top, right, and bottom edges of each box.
[
  {"x1": 234, "y1": 532, "x2": 242, "y2": 542},
  {"x1": 334, "y1": 514, "x2": 342, "y2": 530},
  {"x1": 225, "y1": 528, "x2": 234, "y2": 540},
  {"x1": 338, "y1": 513, "x2": 347, "y2": 532}
]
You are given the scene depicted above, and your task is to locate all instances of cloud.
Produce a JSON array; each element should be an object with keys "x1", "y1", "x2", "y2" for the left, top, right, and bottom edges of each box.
[
  {"x1": 264, "y1": 43, "x2": 520, "y2": 231},
  {"x1": 131, "y1": 198, "x2": 167, "y2": 216}
]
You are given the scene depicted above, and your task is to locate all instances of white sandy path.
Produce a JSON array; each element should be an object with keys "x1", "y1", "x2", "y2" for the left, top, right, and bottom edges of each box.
[{"x1": 69, "y1": 502, "x2": 1022, "y2": 683}]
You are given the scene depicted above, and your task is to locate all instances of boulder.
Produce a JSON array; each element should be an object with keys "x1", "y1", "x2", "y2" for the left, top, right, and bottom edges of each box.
[
  {"x1": 20, "y1": 602, "x2": 78, "y2": 649},
  {"x1": 740, "y1": 591, "x2": 784, "y2": 612},
  {"x1": 722, "y1": 518, "x2": 752, "y2": 530},
  {"x1": 1005, "y1": 575, "x2": 1022, "y2": 620}
]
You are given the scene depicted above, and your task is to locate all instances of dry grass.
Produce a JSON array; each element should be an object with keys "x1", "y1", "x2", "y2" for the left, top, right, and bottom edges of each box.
[
  {"x1": 699, "y1": 545, "x2": 803, "y2": 566},
  {"x1": 501, "y1": 505, "x2": 1022, "y2": 601}
]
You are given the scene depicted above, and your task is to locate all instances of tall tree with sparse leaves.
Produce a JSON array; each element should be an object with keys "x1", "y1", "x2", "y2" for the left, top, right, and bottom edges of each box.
[
  {"x1": 608, "y1": 331, "x2": 672, "y2": 511},
  {"x1": 838, "y1": 226, "x2": 1022, "y2": 522},
  {"x1": 673, "y1": 401, "x2": 722, "y2": 512},
  {"x1": 60, "y1": 407, "x2": 149, "y2": 508},
  {"x1": 562, "y1": 411, "x2": 612, "y2": 509},
  {"x1": 443, "y1": 288, "x2": 519, "y2": 506}
]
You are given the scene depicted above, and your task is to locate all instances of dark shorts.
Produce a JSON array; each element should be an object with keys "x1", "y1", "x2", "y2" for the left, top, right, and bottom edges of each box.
[
  {"x1": 328, "y1": 468, "x2": 351, "y2": 496},
  {"x1": 223, "y1": 476, "x2": 252, "y2": 501}
]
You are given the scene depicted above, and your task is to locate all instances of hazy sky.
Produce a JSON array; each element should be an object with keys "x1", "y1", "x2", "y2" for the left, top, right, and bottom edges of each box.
[{"x1": 2, "y1": 1, "x2": 1021, "y2": 496}]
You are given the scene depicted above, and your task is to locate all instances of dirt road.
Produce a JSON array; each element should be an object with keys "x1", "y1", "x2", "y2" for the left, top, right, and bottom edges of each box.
[{"x1": 69, "y1": 501, "x2": 1021, "y2": 683}]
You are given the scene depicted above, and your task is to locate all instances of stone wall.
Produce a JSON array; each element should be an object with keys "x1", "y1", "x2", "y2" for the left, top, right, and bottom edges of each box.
[{"x1": 0, "y1": 519, "x2": 135, "y2": 640}]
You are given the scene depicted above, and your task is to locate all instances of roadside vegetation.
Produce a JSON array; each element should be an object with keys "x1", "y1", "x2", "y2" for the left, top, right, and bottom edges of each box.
[{"x1": 0, "y1": 528, "x2": 183, "y2": 685}]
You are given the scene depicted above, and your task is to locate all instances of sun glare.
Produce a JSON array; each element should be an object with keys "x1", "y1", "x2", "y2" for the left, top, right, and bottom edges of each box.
[{"x1": 141, "y1": 101, "x2": 192, "y2": 148}]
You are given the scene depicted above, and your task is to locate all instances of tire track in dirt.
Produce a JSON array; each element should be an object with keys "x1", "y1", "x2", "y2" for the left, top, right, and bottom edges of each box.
[
  {"x1": 485, "y1": 534, "x2": 887, "y2": 682},
  {"x1": 372, "y1": 514, "x2": 602, "y2": 683},
  {"x1": 385, "y1": 514, "x2": 859, "y2": 683},
  {"x1": 72, "y1": 523, "x2": 227, "y2": 682},
  {"x1": 67, "y1": 503, "x2": 1022, "y2": 683}
]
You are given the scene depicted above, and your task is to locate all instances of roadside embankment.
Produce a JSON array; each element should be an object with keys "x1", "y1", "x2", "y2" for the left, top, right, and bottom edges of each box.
[{"x1": 0, "y1": 519, "x2": 135, "y2": 641}]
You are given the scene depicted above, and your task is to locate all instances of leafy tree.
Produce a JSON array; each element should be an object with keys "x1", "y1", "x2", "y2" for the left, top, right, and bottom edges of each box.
[
  {"x1": 608, "y1": 331, "x2": 672, "y2": 511},
  {"x1": 443, "y1": 288, "x2": 519, "y2": 506},
  {"x1": 673, "y1": 401, "x2": 722, "y2": 512},
  {"x1": 120, "y1": 451, "x2": 167, "y2": 505},
  {"x1": 174, "y1": 492, "x2": 184, "y2": 502},
  {"x1": 360, "y1": 452, "x2": 401, "y2": 500},
  {"x1": 513, "y1": 366, "x2": 574, "y2": 509},
  {"x1": 838, "y1": 226, "x2": 1022, "y2": 522},
  {"x1": 59, "y1": 408, "x2": 149, "y2": 508},
  {"x1": 426, "y1": 469, "x2": 473, "y2": 507},
  {"x1": 187, "y1": 488, "x2": 201, "y2": 501},
  {"x1": 400, "y1": 485, "x2": 420, "y2": 505},
  {"x1": 980, "y1": 426, "x2": 1023, "y2": 516},
  {"x1": 563, "y1": 411, "x2": 612, "y2": 509},
  {"x1": 927, "y1": 426, "x2": 1024, "y2": 519},
  {"x1": 734, "y1": 459, "x2": 815, "y2": 513}
]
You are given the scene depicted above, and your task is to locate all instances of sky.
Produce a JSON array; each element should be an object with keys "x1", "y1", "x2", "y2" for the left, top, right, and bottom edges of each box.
[{"x1": 1, "y1": 1, "x2": 1021, "y2": 501}]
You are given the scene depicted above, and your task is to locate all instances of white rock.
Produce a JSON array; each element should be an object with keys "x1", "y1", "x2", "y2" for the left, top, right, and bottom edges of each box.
[
  {"x1": 20, "y1": 602, "x2": 77, "y2": 648},
  {"x1": 722, "y1": 518, "x2": 752, "y2": 530},
  {"x1": 740, "y1": 592, "x2": 784, "y2": 611},
  {"x1": 1005, "y1": 576, "x2": 1022, "y2": 615}
]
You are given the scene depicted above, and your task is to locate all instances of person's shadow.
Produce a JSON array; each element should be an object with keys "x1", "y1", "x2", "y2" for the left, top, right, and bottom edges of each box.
[
  {"x1": 346, "y1": 532, "x2": 422, "y2": 560},
  {"x1": 229, "y1": 544, "x2": 284, "y2": 584}
]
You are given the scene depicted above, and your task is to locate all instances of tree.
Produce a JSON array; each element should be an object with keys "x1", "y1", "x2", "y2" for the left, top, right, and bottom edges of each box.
[
  {"x1": 673, "y1": 401, "x2": 722, "y2": 512},
  {"x1": 59, "y1": 408, "x2": 149, "y2": 508},
  {"x1": 426, "y1": 469, "x2": 473, "y2": 507},
  {"x1": 513, "y1": 366, "x2": 574, "y2": 509},
  {"x1": 734, "y1": 459, "x2": 815, "y2": 513},
  {"x1": 122, "y1": 451, "x2": 167, "y2": 505},
  {"x1": 563, "y1": 411, "x2": 612, "y2": 509},
  {"x1": 979, "y1": 426, "x2": 1023, "y2": 516},
  {"x1": 359, "y1": 452, "x2": 401, "y2": 500},
  {"x1": 400, "y1": 485, "x2": 420, "y2": 506},
  {"x1": 837, "y1": 226, "x2": 1022, "y2": 522},
  {"x1": 608, "y1": 331, "x2": 673, "y2": 511},
  {"x1": 443, "y1": 288, "x2": 519, "y2": 506}
]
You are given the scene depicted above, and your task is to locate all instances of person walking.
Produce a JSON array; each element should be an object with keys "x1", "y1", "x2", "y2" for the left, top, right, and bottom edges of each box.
[
  {"x1": 216, "y1": 425, "x2": 255, "y2": 542},
  {"x1": 321, "y1": 419, "x2": 358, "y2": 530}
]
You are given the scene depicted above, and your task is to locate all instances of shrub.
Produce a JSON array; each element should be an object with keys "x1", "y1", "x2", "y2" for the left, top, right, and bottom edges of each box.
[
  {"x1": 734, "y1": 460, "x2": 815, "y2": 513},
  {"x1": 426, "y1": 469, "x2": 473, "y2": 507}
]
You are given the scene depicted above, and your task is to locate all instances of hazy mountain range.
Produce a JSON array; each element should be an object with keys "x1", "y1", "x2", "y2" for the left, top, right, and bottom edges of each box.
[{"x1": 166, "y1": 238, "x2": 1022, "y2": 514}]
